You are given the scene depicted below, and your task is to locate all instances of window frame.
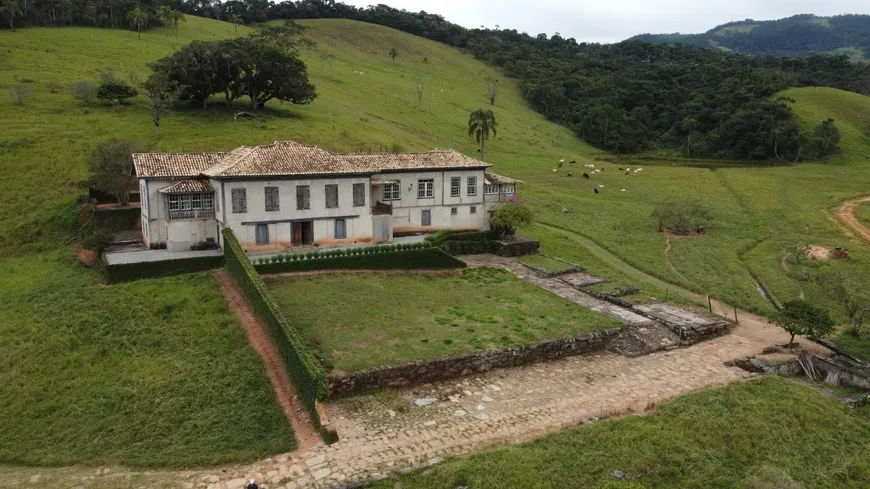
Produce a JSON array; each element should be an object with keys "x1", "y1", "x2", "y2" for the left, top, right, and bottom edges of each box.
[
  {"x1": 231, "y1": 188, "x2": 247, "y2": 213},
  {"x1": 470, "y1": 205, "x2": 477, "y2": 214},
  {"x1": 325, "y1": 184, "x2": 339, "y2": 209},
  {"x1": 352, "y1": 183, "x2": 365, "y2": 207},
  {"x1": 334, "y1": 218, "x2": 347, "y2": 239},
  {"x1": 383, "y1": 183, "x2": 401, "y2": 200},
  {"x1": 467, "y1": 176, "x2": 477, "y2": 196},
  {"x1": 417, "y1": 179, "x2": 434, "y2": 199},
  {"x1": 264, "y1": 186, "x2": 280, "y2": 212},
  {"x1": 450, "y1": 177, "x2": 461, "y2": 198},
  {"x1": 450, "y1": 207, "x2": 458, "y2": 216},
  {"x1": 485, "y1": 184, "x2": 499, "y2": 195},
  {"x1": 296, "y1": 185, "x2": 310, "y2": 210}
]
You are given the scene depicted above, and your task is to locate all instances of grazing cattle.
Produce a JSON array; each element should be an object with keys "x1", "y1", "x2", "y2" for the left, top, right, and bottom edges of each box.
[
  {"x1": 583, "y1": 172, "x2": 590, "y2": 178},
  {"x1": 567, "y1": 172, "x2": 573, "y2": 177},
  {"x1": 561, "y1": 207, "x2": 569, "y2": 214},
  {"x1": 569, "y1": 160, "x2": 576, "y2": 164},
  {"x1": 558, "y1": 162, "x2": 563, "y2": 168},
  {"x1": 624, "y1": 171, "x2": 630, "y2": 175},
  {"x1": 618, "y1": 167, "x2": 624, "y2": 170},
  {"x1": 594, "y1": 188, "x2": 599, "y2": 194}
]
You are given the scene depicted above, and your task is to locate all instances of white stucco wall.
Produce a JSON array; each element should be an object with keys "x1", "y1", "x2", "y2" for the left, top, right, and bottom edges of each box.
[
  {"x1": 220, "y1": 176, "x2": 374, "y2": 249},
  {"x1": 139, "y1": 178, "x2": 218, "y2": 250},
  {"x1": 372, "y1": 169, "x2": 488, "y2": 232}
]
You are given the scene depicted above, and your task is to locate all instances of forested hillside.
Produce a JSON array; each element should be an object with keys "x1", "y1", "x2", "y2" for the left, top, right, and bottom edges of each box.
[
  {"x1": 5, "y1": 0, "x2": 870, "y2": 160},
  {"x1": 633, "y1": 14, "x2": 870, "y2": 61}
]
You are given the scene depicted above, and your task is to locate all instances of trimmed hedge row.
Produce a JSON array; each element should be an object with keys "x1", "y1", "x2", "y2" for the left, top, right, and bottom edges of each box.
[
  {"x1": 222, "y1": 229, "x2": 329, "y2": 428},
  {"x1": 440, "y1": 240, "x2": 502, "y2": 255},
  {"x1": 425, "y1": 230, "x2": 498, "y2": 246},
  {"x1": 103, "y1": 255, "x2": 223, "y2": 284},
  {"x1": 255, "y1": 247, "x2": 466, "y2": 273},
  {"x1": 93, "y1": 206, "x2": 142, "y2": 231},
  {"x1": 253, "y1": 242, "x2": 431, "y2": 266}
]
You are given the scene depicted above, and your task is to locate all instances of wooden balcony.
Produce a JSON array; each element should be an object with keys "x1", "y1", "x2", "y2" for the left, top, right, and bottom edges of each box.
[
  {"x1": 168, "y1": 208, "x2": 215, "y2": 220},
  {"x1": 372, "y1": 202, "x2": 393, "y2": 215}
]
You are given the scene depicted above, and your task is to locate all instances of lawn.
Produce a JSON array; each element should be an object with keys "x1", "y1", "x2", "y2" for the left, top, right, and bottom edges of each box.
[
  {"x1": 0, "y1": 251, "x2": 296, "y2": 467},
  {"x1": 266, "y1": 268, "x2": 620, "y2": 372},
  {"x1": 518, "y1": 253, "x2": 573, "y2": 272},
  {"x1": 368, "y1": 377, "x2": 870, "y2": 489}
]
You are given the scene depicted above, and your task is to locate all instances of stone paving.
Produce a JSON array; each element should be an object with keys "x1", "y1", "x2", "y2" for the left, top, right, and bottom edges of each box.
[
  {"x1": 460, "y1": 254, "x2": 654, "y2": 326},
  {"x1": 636, "y1": 303, "x2": 724, "y2": 328}
]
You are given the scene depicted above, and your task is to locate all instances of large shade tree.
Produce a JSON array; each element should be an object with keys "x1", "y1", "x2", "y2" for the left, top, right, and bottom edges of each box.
[
  {"x1": 468, "y1": 108, "x2": 497, "y2": 161},
  {"x1": 0, "y1": 0, "x2": 22, "y2": 29}
]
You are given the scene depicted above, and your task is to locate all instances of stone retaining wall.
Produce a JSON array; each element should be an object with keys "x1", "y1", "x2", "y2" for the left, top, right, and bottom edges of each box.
[{"x1": 327, "y1": 328, "x2": 621, "y2": 397}]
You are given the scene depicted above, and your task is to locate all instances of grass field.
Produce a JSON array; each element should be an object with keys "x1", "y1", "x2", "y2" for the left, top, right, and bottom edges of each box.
[
  {"x1": 857, "y1": 201, "x2": 870, "y2": 228},
  {"x1": 368, "y1": 377, "x2": 870, "y2": 489},
  {"x1": 0, "y1": 252, "x2": 296, "y2": 467},
  {"x1": 266, "y1": 268, "x2": 619, "y2": 372}
]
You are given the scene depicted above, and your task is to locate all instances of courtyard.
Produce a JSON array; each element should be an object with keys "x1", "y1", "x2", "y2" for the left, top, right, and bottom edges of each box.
[{"x1": 265, "y1": 268, "x2": 620, "y2": 373}]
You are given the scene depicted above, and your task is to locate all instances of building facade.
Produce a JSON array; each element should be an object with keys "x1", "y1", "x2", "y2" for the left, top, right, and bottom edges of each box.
[{"x1": 133, "y1": 141, "x2": 519, "y2": 253}]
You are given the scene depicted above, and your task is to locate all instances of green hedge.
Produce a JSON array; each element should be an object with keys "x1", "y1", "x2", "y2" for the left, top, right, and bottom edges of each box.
[
  {"x1": 222, "y1": 229, "x2": 329, "y2": 429},
  {"x1": 93, "y1": 206, "x2": 142, "y2": 231},
  {"x1": 254, "y1": 247, "x2": 466, "y2": 273},
  {"x1": 103, "y1": 255, "x2": 223, "y2": 284},
  {"x1": 440, "y1": 240, "x2": 502, "y2": 255},
  {"x1": 425, "y1": 230, "x2": 497, "y2": 246}
]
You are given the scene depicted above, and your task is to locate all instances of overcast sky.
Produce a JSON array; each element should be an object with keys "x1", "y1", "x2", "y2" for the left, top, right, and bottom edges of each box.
[{"x1": 342, "y1": 0, "x2": 869, "y2": 43}]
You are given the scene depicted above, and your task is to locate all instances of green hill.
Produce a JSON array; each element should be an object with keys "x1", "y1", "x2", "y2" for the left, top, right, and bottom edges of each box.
[
  {"x1": 781, "y1": 86, "x2": 870, "y2": 161},
  {"x1": 632, "y1": 14, "x2": 870, "y2": 60}
]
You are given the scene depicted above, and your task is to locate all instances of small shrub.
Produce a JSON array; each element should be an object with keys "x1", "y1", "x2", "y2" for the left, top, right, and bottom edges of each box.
[
  {"x1": 82, "y1": 228, "x2": 114, "y2": 252},
  {"x1": 9, "y1": 82, "x2": 33, "y2": 105},
  {"x1": 97, "y1": 79, "x2": 138, "y2": 105},
  {"x1": 72, "y1": 80, "x2": 96, "y2": 105}
]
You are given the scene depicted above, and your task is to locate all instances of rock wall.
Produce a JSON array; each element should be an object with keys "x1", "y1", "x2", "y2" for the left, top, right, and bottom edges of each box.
[{"x1": 327, "y1": 328, "x2": 620, "y2": 398}]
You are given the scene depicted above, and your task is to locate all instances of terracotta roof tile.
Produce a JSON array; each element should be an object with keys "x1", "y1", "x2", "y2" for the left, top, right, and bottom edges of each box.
[
  {"x1": 341, "y1": 148, "x2": 490, "y2": 172},
  {"x1": 133, "y1": 153, "x2": 225, "y2": 178},
  {"x1": 485, "y1": 172, "x2": 522, "y2": 185},
  {"x1": 158, "y1": 179, "x2": 214, "y2": 194}
]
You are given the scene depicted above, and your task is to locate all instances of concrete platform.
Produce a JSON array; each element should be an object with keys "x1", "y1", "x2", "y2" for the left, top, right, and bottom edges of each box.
[{"x1": 104, "y1": 248, "x2": 222, "y2": 265}]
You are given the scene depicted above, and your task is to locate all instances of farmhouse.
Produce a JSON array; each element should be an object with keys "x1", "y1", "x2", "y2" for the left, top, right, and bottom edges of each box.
[{"x1": 133, "y1": 140, "x2": 519, "y2": 252}]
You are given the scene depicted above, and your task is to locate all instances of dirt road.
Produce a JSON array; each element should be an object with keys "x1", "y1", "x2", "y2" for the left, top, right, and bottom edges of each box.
[{"x1": 838, "y1": 196, "x2": 870, "y2": 246}]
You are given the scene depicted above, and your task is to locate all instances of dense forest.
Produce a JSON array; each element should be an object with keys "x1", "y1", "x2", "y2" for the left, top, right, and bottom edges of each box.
[
  {"x1": 633, "y1": 14, "x2": 870, "y2": 60},
  {"x1": 4, "y1": 0, "x2": 870, "y2": 160}
]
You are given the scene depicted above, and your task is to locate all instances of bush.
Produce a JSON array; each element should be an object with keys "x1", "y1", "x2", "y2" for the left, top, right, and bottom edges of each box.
[
  {"x1": 490, "y1": 202, "x2": 533, "y2": 237},
  {"x1": 222, "y1": 229, "x2": 329, "y2": 431},
  {"x1": 97, "y1": 79, "x2": 138, "y2": 105},
  {"x1": 82, "y1": 228, "x2": 115, "y2": 252},
  {"x1": 103, "y1": 255, "x2": 223, "y2": 284},
  {"x1": 441, "y1": 240, "x2": 502, "y2": 255},
  {"x1": 72, "y1": 80, "x2": 96, "y2": 105},
  {"x1": 255, "y1": 247, "x2": 465, "y2": 273}
]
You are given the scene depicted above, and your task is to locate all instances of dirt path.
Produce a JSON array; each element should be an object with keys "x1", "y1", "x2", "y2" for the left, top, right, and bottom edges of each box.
[
  {"x1": 780, "y1": 253, "x2": 805, "y2": 300},
  {"x1": 663, "y1": 237, "x2": 698, "y2": 290},
  {"x1": 837, "y1": 196, "x2": 870, "y2": 246},
  {"x1": 214, "y1": 270, "x2": 321, "y2": 453}
]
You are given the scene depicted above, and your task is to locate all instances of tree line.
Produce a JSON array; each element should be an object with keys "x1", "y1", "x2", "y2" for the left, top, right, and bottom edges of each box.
[{"x1": 5, "y1": 0, "x2": 869, "y2": 160}]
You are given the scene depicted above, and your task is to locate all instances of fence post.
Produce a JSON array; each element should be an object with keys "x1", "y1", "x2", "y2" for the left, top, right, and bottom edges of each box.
[
  {"x1": 708, "y1": 295, "x2": 712, "y2": 313},
  {"x1": 734, "y1": 306, "x2": 739, "y2": 325}
]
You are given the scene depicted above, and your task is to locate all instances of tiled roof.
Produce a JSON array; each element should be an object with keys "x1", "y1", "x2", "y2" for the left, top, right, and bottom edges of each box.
[
  {"x1": 371, "y1": 176, "x2": 399, "y2": 185},
  {"x1": 134, "y1": 141, "x2": 492, "y2": 180},
  {"x1": 133, "y1": 153, "x2": 225, "y2": 178},
  {"x1": 341, "y1": 149, "x2": 491, "y2": 172},
  {"x1": 158, "y1": 179, "x2": 214, "y2": 194},
  {"x1": 485, "y1": 172, "x2": 522, "y2": 185}
]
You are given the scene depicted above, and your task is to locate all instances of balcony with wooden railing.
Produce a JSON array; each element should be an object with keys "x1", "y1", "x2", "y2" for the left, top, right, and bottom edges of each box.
[{"x1": 372, "y1": 201, "x2": 393, "y2": 215}]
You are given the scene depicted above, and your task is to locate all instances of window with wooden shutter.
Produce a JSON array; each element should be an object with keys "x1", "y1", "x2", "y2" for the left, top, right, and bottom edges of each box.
[
  {"x1": 325, "y1": 184, "x2": 339, "y2": 209},
  {"x1": 231, "y1": 188, "x2": 247, "y2": 213},
  {"x1": 296, "y1": 185, "x2": 310, "y2": 210},
  {"x1": 353, "y1": 183, "x2": 365, "y2": 207},
  {"x1": 265, "y1": 186, "x2": 279, "y2": 211},
  {"x1": 467, "y1": 176, "x2": 477, "y2": 196},
  {"x1": 450, "y1": 177, "x2": 461, "y2": 197}
]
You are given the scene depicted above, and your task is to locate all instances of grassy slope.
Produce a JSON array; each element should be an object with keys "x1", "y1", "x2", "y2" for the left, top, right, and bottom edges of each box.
[
  {"x1": 0, "y1": 252, "x2": 295, "y2": 467},
  {"x1": 370, "y1": 377, "x2": 870, "y2": 489},
  {"x1": 267, "y1": 268, "x2": 618, "y2": 372}
]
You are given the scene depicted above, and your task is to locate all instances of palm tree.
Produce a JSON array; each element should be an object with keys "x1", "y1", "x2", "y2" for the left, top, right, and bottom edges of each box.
[
  {"x1": 127, "y1": 7, "x2": 148, "y2": 40},
  {"x1": 0, "y1": 0, "x2": 22, "y2": 29},
  {"x1": 156, "y1": 5, "x2": 172, "y2": 39},
  {"x1": 388, "y1": 47, "x2": 398, "y2": 63},
  {"x1": 229, "y1": 13, "x2": 242, "y2": 35},
  {"x1": 168, "y1": 8, "x2": 185, "y2": 41},
  {"x1": 468, "y1": 109, "x2": 497, "y2": 161}
]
